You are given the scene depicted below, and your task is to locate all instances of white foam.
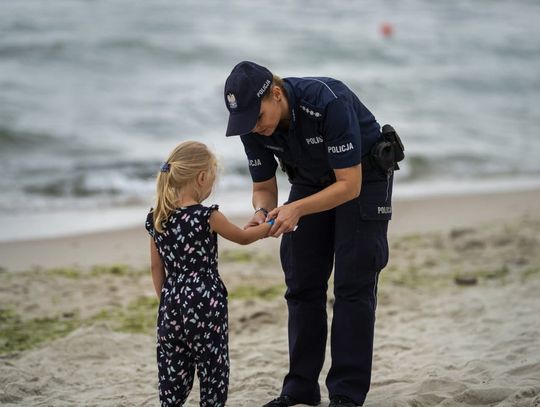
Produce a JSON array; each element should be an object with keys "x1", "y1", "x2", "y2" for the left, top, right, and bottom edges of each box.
[
  {"x1": 0, "y1": 182, "x2": 290, "y2": 243},
  {"x1": 2, "y1": 176, "x2": 539, "y2": 243}
]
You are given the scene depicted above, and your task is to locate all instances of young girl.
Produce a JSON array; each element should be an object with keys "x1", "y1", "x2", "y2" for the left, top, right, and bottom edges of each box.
[{"x1": 145, "y1": 141, "x2": 272, "y2": 407}]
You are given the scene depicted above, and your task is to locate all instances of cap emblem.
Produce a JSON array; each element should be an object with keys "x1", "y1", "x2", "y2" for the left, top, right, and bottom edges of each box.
[{"x1": 227, "y1": 93, "x2": 238, "y2": 109}]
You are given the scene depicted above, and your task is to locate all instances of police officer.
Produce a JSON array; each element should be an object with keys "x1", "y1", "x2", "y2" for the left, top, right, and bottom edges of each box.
[{"x1": 223, "y1": 61, "x2": 394, "y2": 407}]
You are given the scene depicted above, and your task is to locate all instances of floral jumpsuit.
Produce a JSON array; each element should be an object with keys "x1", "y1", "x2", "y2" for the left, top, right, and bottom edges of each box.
[{"x1": 145, "y1": 204, "x2": 229, "y2": 407}]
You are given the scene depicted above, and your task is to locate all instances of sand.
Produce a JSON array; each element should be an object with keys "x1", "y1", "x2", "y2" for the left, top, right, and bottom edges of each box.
[{"x1": 1, "y1": 189, "x2": 539, "y2": 406}]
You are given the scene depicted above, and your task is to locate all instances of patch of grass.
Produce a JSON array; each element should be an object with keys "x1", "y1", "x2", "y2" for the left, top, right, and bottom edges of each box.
[
  {"x1": 380, "y1": 265, "x2": 454, "y2": 289},
  {"x1": 394, "y1": 233, "x2": 432, "y2": 248},
  {"x1": 450, "y1": 266, "x2": 510, "y2": 286},
  {"x1": 449, "y1": 227, "x2": 475, "y2": 239},
  {"x1": 475, "y1": 265, "x2": 510, "y2": 280},
  {"x1": 115, "y1": 295, "x2": 159, "y2": 333},
  {"x1": 92, "y1": 296, "x2": 159, "y2": 334},
  {"x1": 0, "y1": 294, "x2": 159, "y2": 355},
  {"x1": 221, "y1": 249, "x2": 253, "y2": 262},
  {"x1": 90, "y1": 264, "x2": 144, "y2": 277},
  {"x1": 228, "y1": 284, "x2": 285, "y2": 300},
  {"x1": 522, "y1": 266, "x2": 540, "y2": 280},
  {"x1": 46, "y1": 267, "x2": 83, "y2": 278},
  {"x1": 40, "y1": 264, "x2": 146, "y2": 279},
  {"x1": 381, "y1": 260, "x2": 524, "y2": 289},
  {"x1": 0, "y1": 309, "x2": 81, "y2": 355},
  {"x1": 220, "y1": 249, "x2": 273, "y2": 265},
  {"x1": 92, "y1": 284, "x2": 288, "y2": 336},
  {"x1": 0, "y1": 281, "x2": 288, "y2": 355},
  {"x1": 400, "y1": 233, "x2": 423, "y2": 243}
]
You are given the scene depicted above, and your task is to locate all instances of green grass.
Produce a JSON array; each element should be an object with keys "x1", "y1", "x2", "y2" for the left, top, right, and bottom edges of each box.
[
  {"x1": 522, "y1": 266, "x2": 540, "y2": 281},
  {"x1": 0, "y1": 309, "x2": 81, "y2": 355},
  {"x1": 0, "y1": 294, "x2": 159, "y2": 355},
  {"x1": 0, "y1": 264, "x2": 150, "y2": 280},
  {"x1": 0, "y1": 281, "x2": 286, "y2": 355},
  {"x1": 220, "y1": 249, "x2": 273, "y2": 265},
  {"x1": 18, "y1": 264, "x2": 148, "y2": 279},
  {"x1": 475, "y1": 265, "x2": 510, "y2": 280},
  {"x1": 380, "y1": 263, "x2": 515, "y2": 289},
  {"x1": 92, "y1": 296, "x2": 159, "y2": 334},
  {"x1": 228, "y1": 284, "x2": 285, "y2": 300},
  {"x1": 380, "y1": 265, "x2": 454, "y2": 289}
]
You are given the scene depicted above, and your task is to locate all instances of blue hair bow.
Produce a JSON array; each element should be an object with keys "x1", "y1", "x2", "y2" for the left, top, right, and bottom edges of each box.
[{"x1": 160, "y1": 162, "x2": 171, "y2": 173}]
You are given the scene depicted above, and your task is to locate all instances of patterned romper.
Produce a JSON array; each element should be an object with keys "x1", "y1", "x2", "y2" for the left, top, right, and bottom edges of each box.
[{"x1": 145, "y1": 204, "x2": 229, "y2": 407}]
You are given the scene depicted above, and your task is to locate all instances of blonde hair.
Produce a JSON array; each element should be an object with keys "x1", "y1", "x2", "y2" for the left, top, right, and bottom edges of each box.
[
  {"x1": 152, "y1": 141, "x2": 217, "y2": 233},
  {"x1": 263, "y1": 75, "x2": 285, "y2": 100}
]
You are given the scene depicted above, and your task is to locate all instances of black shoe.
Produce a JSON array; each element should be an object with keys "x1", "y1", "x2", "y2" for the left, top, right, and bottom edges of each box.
[
  {"x1": 263, "y1": 395, "x2": 317, "y2": 407},
  {"x1": 329, "y1": 395, "x2": 360, "y2": 407}
]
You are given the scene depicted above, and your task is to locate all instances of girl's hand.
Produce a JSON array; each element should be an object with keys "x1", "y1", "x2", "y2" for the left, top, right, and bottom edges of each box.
[
  {"x1": 243, "y1": 210, "x2": 267, "y2": 229},
  {"x1": 267, "y1": 203, "x2": 301, "y2": 237}
]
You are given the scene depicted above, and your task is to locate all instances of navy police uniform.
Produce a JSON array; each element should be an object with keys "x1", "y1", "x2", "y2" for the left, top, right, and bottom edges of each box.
[{"x1": 240, "y1": 77, "x2": 392, "y2": 406}]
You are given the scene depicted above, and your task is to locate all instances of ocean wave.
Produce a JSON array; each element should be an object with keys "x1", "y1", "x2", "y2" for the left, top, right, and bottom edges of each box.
[
  {"x1": 0, "y1": 40, "x2": 69, "y2": 59},
  {"x1": 0, "y1": 126, "x2": 57, "y2": 148},
  {"x1": 399, "y1": 153, "x2": 529, "y2": 182},
  {"x1": 96, "y1": 38, "x2": 231, "y2": 64},
  {"x1": 0, "y1": 34, "x2": 232, "y2": 67},
  {"x1": 22, "y1": 162, "x2": 150, "y2": 195}
]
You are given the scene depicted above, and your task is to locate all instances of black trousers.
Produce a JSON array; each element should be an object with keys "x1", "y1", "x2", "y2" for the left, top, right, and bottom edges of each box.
[{"x1": 280, "y1": 170, "x2": 392, "y2": 406}]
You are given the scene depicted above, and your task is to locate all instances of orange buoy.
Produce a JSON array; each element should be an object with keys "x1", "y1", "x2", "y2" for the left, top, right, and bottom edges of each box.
[{"x1": 380, "y1": 22, "x2": 394, "y2": 38}]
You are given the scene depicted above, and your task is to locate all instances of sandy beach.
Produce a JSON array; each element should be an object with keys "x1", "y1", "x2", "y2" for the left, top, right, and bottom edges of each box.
[{"x1": 1, "y1": 189, "x2": 540, "y2": 406}]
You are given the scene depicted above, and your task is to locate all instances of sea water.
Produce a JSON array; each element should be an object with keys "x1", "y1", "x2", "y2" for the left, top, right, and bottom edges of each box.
[{"x1": 1, "y1": 0, "x2": 539, "y2": 240}]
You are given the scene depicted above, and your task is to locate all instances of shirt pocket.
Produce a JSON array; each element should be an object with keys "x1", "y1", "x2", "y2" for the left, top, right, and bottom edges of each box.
[
  {"x1": 290, "y1": 117, "x2": 322, "y2": 160},
  {"x1": 304, "y1": 140, "x2": 328, "y2": 163}
]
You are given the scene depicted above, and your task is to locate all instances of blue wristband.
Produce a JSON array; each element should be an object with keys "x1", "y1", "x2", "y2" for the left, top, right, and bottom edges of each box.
[{"x1": 267, "y1": 219, "x2": 275, "y2": 226}]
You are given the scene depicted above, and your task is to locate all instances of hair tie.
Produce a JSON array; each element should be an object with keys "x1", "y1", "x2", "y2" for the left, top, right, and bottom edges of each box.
[{"x1": 160, "y1": 162, "x2": 171, "y2": 173}]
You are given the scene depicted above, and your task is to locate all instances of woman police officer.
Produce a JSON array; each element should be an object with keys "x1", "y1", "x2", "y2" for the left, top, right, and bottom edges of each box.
[{"x1": 223, "y1": 61, "x2": 394, "y2": 407}]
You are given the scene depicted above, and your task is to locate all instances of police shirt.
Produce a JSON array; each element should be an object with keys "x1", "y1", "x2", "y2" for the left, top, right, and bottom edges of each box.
[{"x1": 240, "y1": 77, "x2": 381, "y2": 186}]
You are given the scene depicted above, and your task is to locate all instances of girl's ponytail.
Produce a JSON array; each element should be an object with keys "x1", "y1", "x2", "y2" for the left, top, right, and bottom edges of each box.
[
  {"x1": 152, "y1": 141, "x2": 217, "y2": 233},
  {"x1": 153, "y1": 169, "x2": 178, "y2": 233}
]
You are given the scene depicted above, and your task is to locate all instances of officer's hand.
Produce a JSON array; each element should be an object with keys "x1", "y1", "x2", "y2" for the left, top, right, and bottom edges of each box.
[
  {"x1": 267, "y1": 204, "x2": 300, "y2": 237},
  {"x1": 243, "y1": 211, "x2": 266, "y2": 230}
]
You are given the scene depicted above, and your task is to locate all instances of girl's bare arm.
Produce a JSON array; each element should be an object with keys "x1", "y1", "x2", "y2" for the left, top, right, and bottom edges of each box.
[
  {"x1": 209, "y1": 210, "x2": 272, "y2": 245},
  {"x1": 150, "y1": 239, "x2": 166, "y2": 297}
]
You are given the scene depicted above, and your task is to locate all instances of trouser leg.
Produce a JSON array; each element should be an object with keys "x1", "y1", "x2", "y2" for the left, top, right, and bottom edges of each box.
[
  {"x1": 157, "y1": 315, "x2": 195, "y2": 406},
  {"x1": 192, "y1": 292, "x2": 229, "y2": 407},
  {"x1": 326, "y1": 180, "x2": 390, "y2": 405},
  {"x1": 280, "y1": 186, "x2": 335, "y2": 404}
]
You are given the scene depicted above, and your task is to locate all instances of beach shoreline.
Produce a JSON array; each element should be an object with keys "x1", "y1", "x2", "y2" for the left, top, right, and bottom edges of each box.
[{"x1": 1, "y1": 188, "x2": 538, "y2": 273}]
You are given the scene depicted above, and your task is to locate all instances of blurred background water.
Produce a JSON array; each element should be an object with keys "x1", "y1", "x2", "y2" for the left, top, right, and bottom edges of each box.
[{"x1": 1, "y1": 0, "x2": 539, "y2": 240}]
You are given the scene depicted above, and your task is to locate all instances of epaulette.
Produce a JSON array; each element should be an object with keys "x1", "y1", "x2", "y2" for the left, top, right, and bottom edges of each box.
[{"x1": 298, "y1": 100, "x2": 324, "y2": 120}]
